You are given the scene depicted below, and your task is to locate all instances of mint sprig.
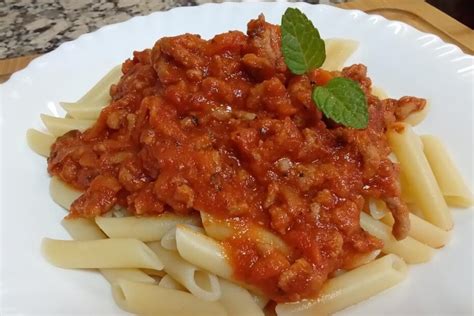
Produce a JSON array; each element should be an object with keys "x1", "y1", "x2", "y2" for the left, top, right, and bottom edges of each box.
[
  {"x1": 281, "y1": 8, "x2": 325, "y2": 75},
  {"x1": 281, "y1": 8, "x2": 368, "y2": 129},
  {"x1": 313, "y1": 77, "x2": 368, "y2": 129}
]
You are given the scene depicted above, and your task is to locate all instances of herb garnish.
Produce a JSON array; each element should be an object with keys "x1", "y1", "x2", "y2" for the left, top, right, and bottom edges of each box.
[{"x1": 281, "y1": 8, "x2": 368, "y2": 129}]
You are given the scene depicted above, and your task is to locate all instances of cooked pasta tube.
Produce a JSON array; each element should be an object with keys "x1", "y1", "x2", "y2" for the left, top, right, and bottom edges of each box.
[
  {"x1": 161, "y1": 225, "x2": 204, "y2": 250},
  {"x1": 50, "y1": 176, "x2": 82, "y2": 210},
  {"x1": 141, "y1": 268, "x2": 166, "y2": 277},
  {"x1": 95, "y1": 214, "x2": 201, "y2": 242},
  {"x1": 381, "y1": 212, "x2": 451, "y2": 248},
  {"x1": 75, "y1": 65, "x2": 121, "y2": 105},
  {"x1": 421, "y1": 135, "x2": 473, "y2": 207},
  {"x1": 61, "y1": 218, "x2": 106, "y2": 240},
  {"x1": 60, "y1": 65, "x2": 122, "y2": 119},
  {"x1": 112, "y1": 279, "x2": 227, "y2": 316},
  {"x1": 387, "y1": 123, "x2": 453, "y2": 230},
  {"x1": 158, "y1": 274, "x2": 186, "y2": 291},
  {"x1": 371, "y1": 86, "x2": 388, "y2": 99},
  {"x1": 322, "y1": 38, "x2": 359, "y2": 71},
  {"x1": 175, "y1": 224, "x2": 233, "y2": 279},
  {"x1": 41, "y1": 238, "x2": 164, "y2": 270},
  {"x1": 368, "y1": 198, "x2": 388, "y2": 220},
  {"x1": 219, "y1": 279, "x2": 264, "y2": 316},
  {"x1": 40, "y1": 114, "x2": 95, "y2": 136},
  {"x1": 148, "y1": 241, "x2": 221, "y2": 301},
  {"x1": 201, "y1": 212, "x2": 290, "y2": 255},
  {"x1": 344, "y1": 249, "x2": 381, "y2": 270},
  {"x1": 404, "y1": 101, "x2": 430, "y2": 126},
  {"x1": 252, "y1": 294, "x2": 269, "y2": 310},
  {"x1": 360, "y1": 212, "x2": 434, "y2": 263},
  {"x1": 61, "y1": 218, "x2": 158, "y2": 284},
  {"x1": 101, "y1": 268, "x2": 156, "y2": 285},
  {"x1": 26, "y1": 129, "x2": 56, "y2": 157},
  {"x1": 61, "y1": 102, "x2": 105, "y2": 120},
  {"x1": 275, "y1": 254, "x2": 407, "y2": 316}
]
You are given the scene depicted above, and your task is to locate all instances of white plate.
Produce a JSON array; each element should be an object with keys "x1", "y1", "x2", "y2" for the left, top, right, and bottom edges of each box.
[{"x1": 1, "y1": 2, "x2": 473, "y2": 315}]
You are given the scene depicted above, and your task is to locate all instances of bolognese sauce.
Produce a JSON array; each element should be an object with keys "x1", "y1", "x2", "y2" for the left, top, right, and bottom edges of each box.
[{"x1": 48, "y1": 15, "x2": 425, "y2": 302}]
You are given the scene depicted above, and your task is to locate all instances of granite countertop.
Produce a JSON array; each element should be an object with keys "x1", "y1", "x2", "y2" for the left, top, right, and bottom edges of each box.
[{"x1": 0, "y1": 0, "x2": 344, "y2": 59}]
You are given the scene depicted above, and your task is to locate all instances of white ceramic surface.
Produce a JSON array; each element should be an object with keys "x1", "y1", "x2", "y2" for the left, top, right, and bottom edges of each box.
[{"x1": 1, "y1": 2, "x2": 473, "y2": 315}]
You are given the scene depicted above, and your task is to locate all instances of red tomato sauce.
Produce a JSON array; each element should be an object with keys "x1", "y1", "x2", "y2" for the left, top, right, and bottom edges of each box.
[{"x1": 48, "y1": 15, "x2": 425, "y2": 302}]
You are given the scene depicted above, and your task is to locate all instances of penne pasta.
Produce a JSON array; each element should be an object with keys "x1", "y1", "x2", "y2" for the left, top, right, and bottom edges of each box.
[
  {"x1": 368, "y1": 198, "x2": 388, "y2": 220},
  {"x1": 421, "y1": 135, "x2": 473, "y2": 207},
  {"x1": 360, "y1": 212, "x2": 434, "y2": 263},
  {"x1": 201, "y1": 212, "x2": 290, "y2": 255},
  {"x1": 344, "y1": 249, "x2": 381, "y2": 270},
  {"x1": 95, "y1": 214, "x2": 201, "y2": 242},
  {"x1": 148, "y1": 241, "x2": 221, "y2": 301},
  {"x1": 101, "y1": 268, "x2": 156, "y2": 285},
  {"x1": 50, "y1": 176, "x2": 82, "y2": 211},
  {"x1": 175, "y1": 224, "x2": 233, "y2": 280},
  {"x1": 387, "y1": 123, "x2": 453, "y2": 230},
  {"x1": 40, "y1": 114, "x2": 95, "y2": 136},
  {"x1": 252, "y1": 294, "x2": 269, "y2": 310},
  {"x1": 381, "y1": 212, "x2": 451, "y2": 248},
  {"x1": 112, "y1": 279, "x2": 227, "y2": 316},
  {"x1": 158, "y1": 274, "x2": 187, "y2": 291},
  {"x1": 26, "y1": 128, "x2": 56, "y2": 157},
  {"x1": 61, "y1": 218, "x2": 106, "y2": 240},
  {"x1": 219, "y1": 278, "x2": 264, "y2": 316},
  {"x1": 322, "y1": 38, "x2": 359, "y2": 71},
  {"x1": 275, "y1": 254, "x2": 407, "y2": 316},
  {"x1": 62, "y1": 218, "x2": 159, "y2": 285},
  {"x1": 41, "y1": 238, "x2": 164, "y2": 270},
  {"x1": 404, "y1": 101, "x2": 430, "y2": 126},
  {"x1": 76, "y1": 65, "x2": 121, "y2": 105},
  {"x1": 371, "y1": 86, "x2": 388, "y2": 99},
  {"x1": 161, "y1": 224, "x2": 204, "y2": 251},
  {"x1": 61, "y1": 102, "x2": 105, "y2": 120}
]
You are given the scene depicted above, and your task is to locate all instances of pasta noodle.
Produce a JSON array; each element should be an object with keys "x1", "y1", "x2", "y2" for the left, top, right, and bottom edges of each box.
[
  {"x1": 371, "y1": 86, "x2": 388, "y2": 99},
  {"x1": 201, "y1": 212, "x2": 290, "y2": 255},
  {"x1": 95, "y1": 214, "x2": 201, "y2": 242},
  {"x1": 112, "y1": 279, "x2": 227, "y2": 316},
  {"x1": 387, "y1": 123, "x2": 453, "y2": 230},
  {"x1": 322, "y1": 38, "x2": 359, "y2": 71},
  {"x1": 40, "y1": 114, "x2": 95, "y2": 136},
  {"x1": 219, "y1": 278, "x2": 265, "y2": 316},
  {"x1": 50, "y1": 176, "x2": 82, "y2": 210},
  {"x1": 62, "y1": 218, "x2": 159, "y2": 286},
  {"x1": 26, "y1": 129, "x2": 56, "y2": 157},
  {"x1": 381, "y1": 212, "x2": 451, "y2": 248},
  {"x1": 403, "y1": 101, "x2": 430, "y2": 126},
  {"x1": 41, "y1": 238, "x2": 164, "y2": 270},
  {"x1": 101, "y1": 268, "x2": 156, "y2": 285},
  {"x1": 61, "y1": 102, "x2": 105, "y2": 120},
  {"x1": 161, "y1": 224, "x2": 204, "y2": 251},
  {"x1": 73, "y1": 65, "x2": 121, "y2": 104},
  {"x1": 148, "y1": 241, "x2": 221, "y2": 301},
  {"x1": 175, "y1": 224, "x2": 233, "y2": 280},
  {"x1": 158, "y1": 274, "x2": 187, "y2": 291},
  {"x1": 275, "y1": 254, "x2": 407, "y2": 316},
  {"x1": 421, "y1": 135, "x2": 473, "y2": 207},
  {"x1": 360, "y1": 212, "x2": 434, "y2": 263},
  {"x1": 61, "y1": 217, "x2": 106, "y2": 240}
]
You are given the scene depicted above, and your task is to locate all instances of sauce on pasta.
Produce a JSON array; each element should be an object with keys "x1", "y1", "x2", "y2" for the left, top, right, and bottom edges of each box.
[{"x1": 47, "y1": 15, "x2": 425, "y2": 302}]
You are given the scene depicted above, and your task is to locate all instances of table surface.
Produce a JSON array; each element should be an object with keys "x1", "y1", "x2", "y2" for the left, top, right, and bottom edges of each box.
[
  {"x1": 0, "y1": 0, "x2": 345, "y2": 59},
  {"x1": 1, "y1": 0, "x2": 472, "y2": 84}
]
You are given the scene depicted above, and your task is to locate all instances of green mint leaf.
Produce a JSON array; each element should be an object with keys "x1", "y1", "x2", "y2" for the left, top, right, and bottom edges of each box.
[
  {"x1": 312, "y1": 77, "x2": 369, "y2": 129},
  {"x1": 281, "y1": 8, "x2": 326, "y2": 75}
]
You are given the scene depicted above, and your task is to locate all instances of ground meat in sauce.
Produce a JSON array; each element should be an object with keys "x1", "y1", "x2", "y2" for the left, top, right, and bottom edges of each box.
[{"x1": 47, "y1": 14, "x2": 422, "y2": 302}]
